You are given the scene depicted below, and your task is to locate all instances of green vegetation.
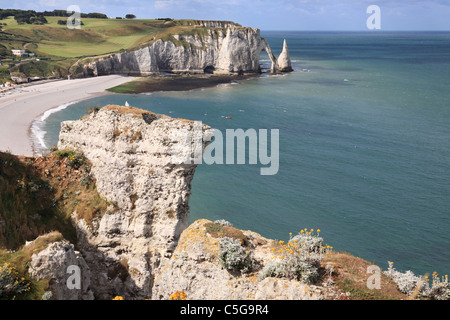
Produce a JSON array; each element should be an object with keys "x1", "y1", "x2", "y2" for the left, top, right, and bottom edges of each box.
[
  {"x1": 9, "y1": 59, "x2": 77, "y2": 79},
  {"x1": 0, "y1": 66, "x2": 11, "y2": 82},
  {"x1": 218, "y1": 237, "x2": 255, "y2": 273},
  {"x1": 0, "y1": 232, "x2": 62, "y2": 300},
  {"x1": 0, "y1": 9, "x2": 47, "y2": 25},
  {"x1": 0, "y1": 149, "x2": 113, "y2": 250},
  {"x1": 0, "y1": 149, "x2": 116, "y2": 299},
  {"x1": 259, "y1": 229, "x2": 328, "y2": 284},
  {"x1": 0, "y1": 152, "x2": 76, "y2": 249}
]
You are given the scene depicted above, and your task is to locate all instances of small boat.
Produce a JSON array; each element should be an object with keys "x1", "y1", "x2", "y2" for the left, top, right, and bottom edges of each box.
[
  {"x1": 226, "y1": 116, "x2": 232, "y2": 119},
  {"x1": 125, "y1": 101, "x2": 130, "y2": 106}
]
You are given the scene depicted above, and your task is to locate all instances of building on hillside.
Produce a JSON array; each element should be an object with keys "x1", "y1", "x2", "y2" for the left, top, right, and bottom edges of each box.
[{"x1": 11, "y1": 49, "x2": 27, "y2": 57}]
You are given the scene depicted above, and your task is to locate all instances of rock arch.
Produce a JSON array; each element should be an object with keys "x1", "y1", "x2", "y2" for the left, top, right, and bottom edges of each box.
[{"x1": 260, "y1": 38, "x2": 279, "y2": 73}]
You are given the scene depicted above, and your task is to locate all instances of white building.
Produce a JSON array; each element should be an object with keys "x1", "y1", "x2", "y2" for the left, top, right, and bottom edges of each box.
[{"x1": 11, "y1": 49, "x2": 27, "y2": 57}]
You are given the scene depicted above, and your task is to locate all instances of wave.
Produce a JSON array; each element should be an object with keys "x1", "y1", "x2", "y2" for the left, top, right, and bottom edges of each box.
[{"x1": 31, "y1": 101, "x2": 78, "y2": 155}]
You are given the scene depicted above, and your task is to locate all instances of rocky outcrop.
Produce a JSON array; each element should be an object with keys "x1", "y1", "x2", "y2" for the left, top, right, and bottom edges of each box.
[
  {"x1": 79, "y1": 23, "x2": 293, "y2": 77},
  {"x1": 57, "y1": 105, "x2": 213, "y2": 299},
  {"x1": 29, "y1": 240, "x2": 94, "y2": 300},
  {"x1": 277, "y1": 39, "x2": 293, "y2": 72},
  {"x1": 152, "y1": 219, "x2": 338, "y2": 300}
]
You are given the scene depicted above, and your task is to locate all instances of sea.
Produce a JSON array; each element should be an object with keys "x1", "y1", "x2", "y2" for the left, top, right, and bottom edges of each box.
[{"x1": 33, "y1": 31, "x2": 450, "y2": 277}]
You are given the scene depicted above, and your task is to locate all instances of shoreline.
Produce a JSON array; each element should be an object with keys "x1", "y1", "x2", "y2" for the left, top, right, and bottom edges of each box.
[{"x1": 0, "y1": 75, "x2": 136, "y2": 157}]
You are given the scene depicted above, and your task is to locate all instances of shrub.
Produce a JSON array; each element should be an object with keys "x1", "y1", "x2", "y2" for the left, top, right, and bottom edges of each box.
[
  {"x1": 55, "y1": 150, "x2": 86, "y2": 169},
  {"x1": 214, "y1": 219, "x2": 233, "y2": 227},
  {"x1": 57, "y1": 19, "x2": 84, "y2": 26},
  {"x1": 0, "y1": 263, "x2": 31, "y2": 299},
  {"x1": 218, "y1": 237, "x2": 253, "y2": 273},
  {"x1": 260, "y1": 229, "x2": 330, "y2": 284},
  {"x1": 384, "y1": 262, "x2": 450, "y2": 300},
  {"x1": 426, "y1": 272, "x2": 450, "y2": 300},
  {"x1": 67, "y1": 153, "x2": 86, "y2": 169}
]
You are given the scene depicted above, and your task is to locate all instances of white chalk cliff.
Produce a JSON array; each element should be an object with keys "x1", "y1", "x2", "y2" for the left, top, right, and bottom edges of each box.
[
  {"x1": 78, "y1": 22, "x2": 293, "y2": 77},
  {"x1": 57, "y1": 105, "x2": 214, "y2": 299}
]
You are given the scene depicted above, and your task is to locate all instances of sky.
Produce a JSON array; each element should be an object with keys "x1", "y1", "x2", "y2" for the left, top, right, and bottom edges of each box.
[{"x1": 2, "y1": 0, "x2": 450, "y2": 31}]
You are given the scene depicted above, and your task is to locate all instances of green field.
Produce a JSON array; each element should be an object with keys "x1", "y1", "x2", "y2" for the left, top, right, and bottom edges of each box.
[{"x1": 2, "y1": 16, "x2": 164, "y2": 58}]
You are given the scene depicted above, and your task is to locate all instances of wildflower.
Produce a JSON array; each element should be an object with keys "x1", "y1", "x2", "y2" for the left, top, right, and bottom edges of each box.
[{"x1": 170, "y1": 291, "x2": 187, "y2": 300}]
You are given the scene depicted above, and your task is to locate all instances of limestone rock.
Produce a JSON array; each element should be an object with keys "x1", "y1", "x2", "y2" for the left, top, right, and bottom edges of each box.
[
  {"x1": 29, "y1": 240, "x2": 94, "y2": 300},
  {"x1": 57, "y1": 105, "x2": 213, "y2": 299},
  {"x1": 152, "y1": 219, "x2": 325, "y2": 300},
  {"x1": 277, "y1": 39, "x2": 293, "y2": 73},
  {"x1": 78, "y1": 23, "x2": 289, "y2": 77}
]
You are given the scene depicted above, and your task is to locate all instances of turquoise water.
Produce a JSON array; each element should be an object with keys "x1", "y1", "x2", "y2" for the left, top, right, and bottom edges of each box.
[{"x1": 37, "y1": 31, "x2": 450, "y2": 277}]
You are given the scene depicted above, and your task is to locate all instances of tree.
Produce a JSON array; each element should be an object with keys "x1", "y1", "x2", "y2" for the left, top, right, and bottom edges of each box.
[{"x1": 125, "y1": 14, "x2": 136, "y2": 19}]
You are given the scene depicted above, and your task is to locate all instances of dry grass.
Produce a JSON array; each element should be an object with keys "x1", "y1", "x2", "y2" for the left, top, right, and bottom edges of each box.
[
  {"x1": 205, "y1": 222, "x2": 248, "y2": 246},
  {"x1": 0, "y1": 152, "x2": 76, "y2": 249},
  {"x1": 104, "y1": 104, "x2": 153, "y2": 115},
  {"x1": 33, "y1": 152, "x2": 111, "y2": 229},
  {"x1": 0, "y1": 149, "x2": 115, "y2": 299},
  {"x1": 321, "y1": 251, "x2": 408, "y2": 300},
  {"x1": 0, "y1": 150, "x2": 113, "y2": 251}
]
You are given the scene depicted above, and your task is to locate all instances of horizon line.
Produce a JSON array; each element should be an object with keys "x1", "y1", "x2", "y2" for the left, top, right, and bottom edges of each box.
[{"x1": 259, "y1": 29, "x2": 450, "y2": 32}]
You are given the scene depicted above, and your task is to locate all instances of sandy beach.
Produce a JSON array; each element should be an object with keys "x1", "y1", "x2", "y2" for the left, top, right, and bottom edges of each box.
[{"x1": 0, "y1": 75, "x2": 134, "y2": 157}]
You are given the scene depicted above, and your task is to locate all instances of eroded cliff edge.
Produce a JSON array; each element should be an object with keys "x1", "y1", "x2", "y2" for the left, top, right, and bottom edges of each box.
[
  {"x1": 74, "y1": 21, "x2": 293, "y2": 77},
  {"x1": 56, "y1": 105, "x2": 213, "y2": 299}
]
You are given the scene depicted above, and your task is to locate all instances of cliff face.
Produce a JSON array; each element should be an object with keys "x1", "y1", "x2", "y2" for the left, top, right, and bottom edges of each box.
[
  {"x1": 57, "y1": 105, "x2": 213, "y2": 299},
  {"x1": 80, "y1": 24, "x2": 292, "y2": 77}
]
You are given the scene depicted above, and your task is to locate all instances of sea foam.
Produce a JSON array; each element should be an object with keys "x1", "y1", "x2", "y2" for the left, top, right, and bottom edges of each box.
[{"x1": 31, "y1": 101, "x2": 78, "y2": 155}]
